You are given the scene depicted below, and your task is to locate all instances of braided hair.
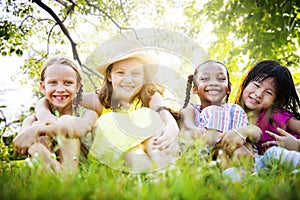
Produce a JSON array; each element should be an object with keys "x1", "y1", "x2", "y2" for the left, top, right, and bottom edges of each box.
[{"x1": 182, "y1": 60, "x2": 231, "y2": 109}]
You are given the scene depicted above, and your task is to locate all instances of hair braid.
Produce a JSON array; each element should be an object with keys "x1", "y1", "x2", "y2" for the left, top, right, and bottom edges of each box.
[
  {"x1": 73, "y1": 85, "x2": 83, "y2": 116},
  {"x1": 183, "y1": 74, "x2": 194, "y2": 109}
]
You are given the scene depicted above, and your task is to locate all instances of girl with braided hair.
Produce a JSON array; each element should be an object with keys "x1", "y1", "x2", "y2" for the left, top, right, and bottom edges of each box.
[{"x1": 181, "y1": 60, "x2": 261, "y2": 171}]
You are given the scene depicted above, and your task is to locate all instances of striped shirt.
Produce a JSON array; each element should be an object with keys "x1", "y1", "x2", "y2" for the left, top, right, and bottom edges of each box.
[{"x1": 193, "y1": 103, "x2": 249, "y2": 132}]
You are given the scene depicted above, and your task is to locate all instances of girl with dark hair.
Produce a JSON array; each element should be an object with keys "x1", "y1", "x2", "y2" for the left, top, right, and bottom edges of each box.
[
  {"x1": 235, "y1": 60, "x2": 300, "y2": 154},
  {"x1": 181, "y1": 60, "x2": 261, "y2": 171},
  {"x1": 233, "y1": 60, "x2": 300, "y2": 171}
]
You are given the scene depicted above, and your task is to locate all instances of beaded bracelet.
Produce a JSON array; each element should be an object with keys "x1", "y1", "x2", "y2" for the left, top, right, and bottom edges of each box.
[
  {"x1": 155, "y1": 106, "x2": 166, "y2": 112},
  {"x1": 232, "y1": 129, "x2": 246, "y2": 143}
]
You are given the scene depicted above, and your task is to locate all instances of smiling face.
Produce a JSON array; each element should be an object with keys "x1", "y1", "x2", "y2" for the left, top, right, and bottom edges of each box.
[
  {"x1": 108, "y1": 58, "x2": 145, "y2": 107},
  {"x1": 193, "y1": 62, "x2": 230, "y2": 108},
  {"x1": 40, "y1": 64, "x2": 81, "y2": 114},
  {"x1": 242, "y1": 77, "x2": 276, "y2": 112}
]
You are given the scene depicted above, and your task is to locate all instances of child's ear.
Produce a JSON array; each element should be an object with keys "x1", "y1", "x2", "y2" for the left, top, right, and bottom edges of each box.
[
  {"x1": 227, "y1": 87, "x2": 231, "y2": 94},
  {"x1": 192, "y1": 85, "x2": 198, "y2": 94},
  {"x1": 77, "y1": 82, "x2": 83, "y2": 93},
  {"x1": 107, "y1": 72, "x2": 112, "y2": 82},
  {"x1": 40, "y1": 81, "x2": 46, "y2": 95}
]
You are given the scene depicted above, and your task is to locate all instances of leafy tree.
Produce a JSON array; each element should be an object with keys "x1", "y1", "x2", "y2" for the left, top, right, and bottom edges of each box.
[{"x1": 1, "y1": 0, "x2": 299, "y2": 102}]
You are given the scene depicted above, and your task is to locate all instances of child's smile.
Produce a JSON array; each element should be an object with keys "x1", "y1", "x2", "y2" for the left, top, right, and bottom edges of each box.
[
  {"x1": 40, "y1": 63, "x2": 80, "y2": 113},
  {"x1": 242, "y1": 78, "x2": 276, "y2": 111},
  {"x1": 109, "y1": 58, "x2": 145, "y2": 102},
  {"x1": 53, "y1": 95, "x2": 69, "y2": 102}
]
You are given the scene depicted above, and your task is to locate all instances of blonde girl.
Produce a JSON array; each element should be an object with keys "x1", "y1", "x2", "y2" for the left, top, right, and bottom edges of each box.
[
  {"x1": 13, "y1": 55, "x2": 98, "y2": 173},
  {"x1": 36, "y1": 40, "x2": 180, "y2": 172}
]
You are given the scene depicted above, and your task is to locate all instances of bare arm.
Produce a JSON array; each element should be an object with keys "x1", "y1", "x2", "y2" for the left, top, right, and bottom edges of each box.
[
  {"x1": 287, "y1": 117, "x2": 300, "y2": 136},
  {"x1": 35, "y1": 97, "x2": 58, "y2": 122},
  {"x1": 181, "y1": 105, "x2": 219, "y2": 145},
  {"x1": 148, "y1": 92, "x2": 179, "y2": 150},
  {"x1": 13, "y1": 109, "x2": 98, "y2": 155},
  {"x1": 218, "y1": 124, "x2": 262, "y2": 153},
  {"x1": 181, "y1": 105, "x2": 197, "y2": 130},
  {"x1": 81, "y1": 92, "x2": 103, "y2": 115}
]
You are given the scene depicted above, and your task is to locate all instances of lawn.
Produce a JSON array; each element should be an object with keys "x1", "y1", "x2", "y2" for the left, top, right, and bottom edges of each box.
[{"x1": 1, "y1": 139, "x2": 299, "y2": 200}]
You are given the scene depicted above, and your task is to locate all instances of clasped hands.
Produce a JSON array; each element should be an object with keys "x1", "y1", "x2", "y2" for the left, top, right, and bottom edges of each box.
[{"x1": 13, "y1": 115, "x2": 79, "y2": 156}]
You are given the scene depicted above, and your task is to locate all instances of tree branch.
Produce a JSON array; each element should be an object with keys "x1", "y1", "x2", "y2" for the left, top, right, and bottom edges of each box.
[{"x1": 33, "y1": 0, "x2": 81, "y2": 65}]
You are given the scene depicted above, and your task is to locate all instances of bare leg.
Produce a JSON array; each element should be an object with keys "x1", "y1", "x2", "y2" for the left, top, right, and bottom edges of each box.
[
  {"x1": 124, "y1": 144, "x2": 153, "y2": 172},
  {"x1": 56, "y1": 135, "x2": 80, "y2": 172},
  {"x1": 28, "y1": 142, "x2": 62, "y2": 173}
]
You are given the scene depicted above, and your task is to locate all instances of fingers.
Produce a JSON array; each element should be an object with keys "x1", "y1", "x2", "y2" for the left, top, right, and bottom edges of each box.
[
  {"x1": 262, "y1": 140, "x2": 278, "y2": 148},
  {"x1": 276, "y1": 127, "x2": 288, "y2": 136},
  {"x1": 151, "y1": 132, "x2": 163, "y2": 145},
  {"x1": 216, "y1": 132, "x2": 226, "y2": 144},
  {"x1": 265, "y1": 130, "x2": 280, "y2": 140},
  {"x1": 13, "y1": 137, "x2": 29, "y2": 156},
  {"x1": 13, "y1": 145, "x2": 28, "y2": 156}
]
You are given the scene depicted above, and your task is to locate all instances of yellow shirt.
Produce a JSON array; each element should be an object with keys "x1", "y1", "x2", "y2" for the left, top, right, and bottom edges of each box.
[{"x1": 88, "y1": 103, "x2": 164, "y2": 170}]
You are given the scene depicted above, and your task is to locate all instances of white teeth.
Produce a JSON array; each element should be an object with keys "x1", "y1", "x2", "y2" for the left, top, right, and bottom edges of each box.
[
  {"x1": 121, "y1": 86, "x2": 134, "y2": 90},
  {"x1": 54, "y1": 95, "x2": 67, "y2": 101},
  {"x1": 207, "y1": 90, "x2": 220, "y2": 95}
]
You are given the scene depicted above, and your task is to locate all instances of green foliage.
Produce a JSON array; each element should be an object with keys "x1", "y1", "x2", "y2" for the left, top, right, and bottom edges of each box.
[
  {"x1": 199, "y1": 0, "x2": 300, "y2": 67},
  {"x1": 182, "y1": 0, "x2": 300, "y2": 100},
  {"x1": 0, "y1": 0, "x2": 34, "y2": 57},
  {"x1": 0, "y1": 143, "x2": 299, "y2": 200},
  {"x1": 1, "y1": 2, "x2": 300, "y2": 198}
]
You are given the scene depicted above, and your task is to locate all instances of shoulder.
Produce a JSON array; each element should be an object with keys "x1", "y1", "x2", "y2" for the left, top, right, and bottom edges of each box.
[{"x1": 272, "y1": 109, "x2": 294, "y2": 120}]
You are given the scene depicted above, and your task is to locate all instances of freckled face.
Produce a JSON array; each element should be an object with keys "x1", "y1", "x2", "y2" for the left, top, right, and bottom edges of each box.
[
  {"x1": 108, "y1": 58, "x2": 145, "y2": 103},
  {"x1": 40, "y1": 64, "x2": 80, "y2": 111},
  {"x1": 193, "y1": 63, "x2": 230, "y2": 108},
  {"x1": 242, "y1": 77, "x2": 276, "y2": 111}
]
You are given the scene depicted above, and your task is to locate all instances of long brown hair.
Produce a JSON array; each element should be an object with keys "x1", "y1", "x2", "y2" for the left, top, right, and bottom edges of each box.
[{"x1": 96, "y1": 57, "x2": 162, "y2": 111}]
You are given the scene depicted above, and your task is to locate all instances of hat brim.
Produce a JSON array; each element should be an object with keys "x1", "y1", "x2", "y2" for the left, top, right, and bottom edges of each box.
[
  {"x1": 97, "y1": 52, "x2": 159, "y2": 75},
  {"x1": 85, "y1": 39, "x2": 160, "y2": 75}
]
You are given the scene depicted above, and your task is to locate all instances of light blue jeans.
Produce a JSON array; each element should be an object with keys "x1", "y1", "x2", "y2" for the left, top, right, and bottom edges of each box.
[{"x1": 255, "y1": 146, "x2": 300, "y2": 172}]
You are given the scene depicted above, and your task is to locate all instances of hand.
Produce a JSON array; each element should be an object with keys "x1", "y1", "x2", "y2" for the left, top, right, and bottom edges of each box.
[
  {"x1": 217, "y1": 129, "x2": 245, "y2": 154},
  {"x1": 262, "y1": 128, "x2": 300, "y2": 151},
  {"x1": 189, "y1": 127, "x2": 206, "y2": 139},
  {"x1": 201, "y1": 130, "x2": 220, "y2": 146},
  {"x1": 151, "y1": 124, "x2": 179, "y2": 151},
  {"x1": 51, "y1": 115, "x2": 78, "y2": 138},
  {"x1": 13, "y1": 126, "x2": 39, "y2": 155}
]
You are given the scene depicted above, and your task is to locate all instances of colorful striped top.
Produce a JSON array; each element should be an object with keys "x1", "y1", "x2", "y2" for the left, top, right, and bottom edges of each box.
[{"x1": 193, "y1": 103, "x2": 249, "y2": 132}]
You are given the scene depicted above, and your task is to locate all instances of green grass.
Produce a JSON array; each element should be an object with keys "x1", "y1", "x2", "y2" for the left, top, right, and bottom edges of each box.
[{"x1": 1, "y1": 142, "x2": 299, "y2": 200}]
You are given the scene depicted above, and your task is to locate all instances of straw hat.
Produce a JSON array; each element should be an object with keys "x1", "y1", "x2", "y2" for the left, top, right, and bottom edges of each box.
[{"x1": 85, "y1": 39, "x2": 159, "y2": 75}]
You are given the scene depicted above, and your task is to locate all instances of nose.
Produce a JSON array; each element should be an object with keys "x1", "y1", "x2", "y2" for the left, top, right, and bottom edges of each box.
[
  {"x1": 123, "y1": 73, "x2": 133, "y2": 82},
  {"x1": 255, "y1": 89, "x2": 263, "y2": 98},
  {"x1": 56, "y1": 83, "x2": 66, "y2": 92},
  {"x1": 208, "y1": 78, "x2": 218, "y2": 85}
]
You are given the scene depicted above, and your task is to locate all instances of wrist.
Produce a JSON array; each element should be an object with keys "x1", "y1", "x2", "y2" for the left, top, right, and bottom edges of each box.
[{"x1": 232, "y1": 128, "x2": 246, "y2": 143}]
